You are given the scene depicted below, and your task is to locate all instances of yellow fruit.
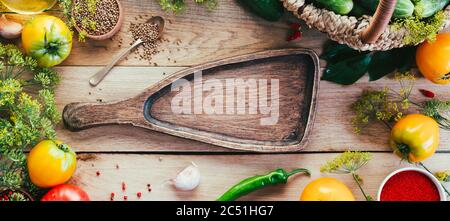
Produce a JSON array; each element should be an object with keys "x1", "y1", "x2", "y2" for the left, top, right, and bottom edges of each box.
[
  {"x1": 300, "y1": 177, "x2": 355, "y2": 201},
  {"x1": 416, "y1": 33, "x2": 450, "y2": 85}
]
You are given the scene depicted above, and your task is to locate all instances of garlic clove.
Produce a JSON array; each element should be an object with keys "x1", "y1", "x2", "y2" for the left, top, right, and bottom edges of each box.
[
  {"x1": 0, "y1": 15, "x2": 23, "y2": 39},
  {"x1": 171, "y1": 162, "x2": 201, "y2": 191}
]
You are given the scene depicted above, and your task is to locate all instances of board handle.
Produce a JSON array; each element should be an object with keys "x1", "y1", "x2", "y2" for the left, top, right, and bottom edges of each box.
[{"x1": 63, "y1": 102, "x2": 141, "y2": 131}]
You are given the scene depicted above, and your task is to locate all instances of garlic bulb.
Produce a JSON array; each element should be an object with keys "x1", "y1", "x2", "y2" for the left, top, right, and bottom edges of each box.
[
  {"x1": 170, "y1": 162, "x2": 201, "y2": 191},
  {"x1": 0, "y1": 15, "x2": 23, "y2": 39}
]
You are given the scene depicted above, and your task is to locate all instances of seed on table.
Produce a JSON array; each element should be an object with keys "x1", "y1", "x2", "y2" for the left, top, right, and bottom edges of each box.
[{"x1": 130, "y1": 22, "x2": 160, "y2": 62}]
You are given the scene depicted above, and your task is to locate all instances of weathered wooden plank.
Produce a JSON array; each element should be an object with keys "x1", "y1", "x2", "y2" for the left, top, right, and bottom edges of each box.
[
  {"x1": 55, "y1": 66, "x2": 450, "y2": 152},
  {"x1": 70, "y1": 152, "x2": 450, "y2": 201},
  {"x1": 61, "y1": 0, "x2": 327, "y2": 67}
]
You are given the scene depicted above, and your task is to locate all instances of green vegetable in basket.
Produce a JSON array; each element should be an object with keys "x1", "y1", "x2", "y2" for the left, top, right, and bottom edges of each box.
[
  {"x1": 237, "y1": 0, "x2": 284, "y2": 22},
  {"x1": 360, "y1": 0, "x2": 414, "y2": 18},
  {"x1": 414, "y1": 0, "x2": 450, "y2": 18},
  {"x1": 313, "y1": 0, "x2": 354, "y2": 15},
  {"x1": 350, "y1": 3, "x2": 370, "y2": 17}
]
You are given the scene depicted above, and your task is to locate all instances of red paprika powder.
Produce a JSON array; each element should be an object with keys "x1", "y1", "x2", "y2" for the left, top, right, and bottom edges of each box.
[{"x1": 380, "y1": 171, "x2": 440, "y2": 201}]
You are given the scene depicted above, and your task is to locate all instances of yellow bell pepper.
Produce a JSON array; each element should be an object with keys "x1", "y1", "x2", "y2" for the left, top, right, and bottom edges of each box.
[{"x1": 389, "y1": 114, "x2": 440, "y2": 162}]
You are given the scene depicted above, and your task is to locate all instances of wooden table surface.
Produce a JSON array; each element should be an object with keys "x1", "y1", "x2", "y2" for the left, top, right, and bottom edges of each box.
[{"x1": 54, "y1": 0, "x2": 449, "y2": 201}]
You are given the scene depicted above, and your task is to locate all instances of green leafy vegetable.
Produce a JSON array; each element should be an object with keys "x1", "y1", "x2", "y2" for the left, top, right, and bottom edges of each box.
[
  {"x1": 321, "y1": 151, "x2": 373, "y2": 201},
  {"x1": 322, "y1": 53, "x2": 372, "y2": 85},
  {"x1": 321, "y1": 43, "x2": 417, "y2": 85},
  {"x1": 0, "y1": 43, "x2": 60, "y2": 198}
]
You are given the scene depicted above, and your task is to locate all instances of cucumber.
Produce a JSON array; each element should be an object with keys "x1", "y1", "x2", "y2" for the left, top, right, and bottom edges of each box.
[
  {"x1": 359, "y1": 0, "x2": 415, "y2": 18},
  {"x1": 350, "y1": 3, "x2": 370, "y2": 17},
  {"x1": 313, "y1": 0, "x2": 354, "y2": 15},
  {"x1": 414, "y1": 0, "x2": 450, "y2": 18},
  {"x1": 237, "y1": 0, "x2": 284, "y2": 22}
]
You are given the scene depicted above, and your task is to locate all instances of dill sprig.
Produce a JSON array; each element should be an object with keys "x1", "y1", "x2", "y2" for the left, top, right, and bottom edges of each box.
[
  {"x1": 0, "y1": 43, "x2": 60, "y2": 198},
  {"x1": 321, "y1": 151, "x2": 373, "y2": 201},
  {"x1": 157, "y1": 0, "x2": 218, "y2": 14},
  {"x1": 421, "y1": 99, "x2": 450, "y2": 130},
  {"x1": 351, "y1": 72, "x2": 414, "y2": 133},
  {"x1": 393, "y1": 11, "x2": 445, "y2": 45},
  {"x1": 435, "y1": 170, "x2": 450, "y2": 183}
]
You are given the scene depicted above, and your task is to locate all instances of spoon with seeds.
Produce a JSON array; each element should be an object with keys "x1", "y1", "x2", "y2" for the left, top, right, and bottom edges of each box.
[{"x1": 89, "y1": 16, "x2": 165, "y2": 87}]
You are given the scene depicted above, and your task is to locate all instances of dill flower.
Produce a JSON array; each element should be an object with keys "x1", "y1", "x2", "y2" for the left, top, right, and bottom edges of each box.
[
  {"x1": 422, "y1": 99, "x2": 450, "y2": 130},
  {"x1": 157, "y1": 0, "x2": 218, "y2": 14},
  {"x1": 0, "y1": 43, "x2": 60, "y2": 197},
  {"x1": 321, "y1": 151, "x2": 373, "y2": 201},
  {"x1": 393, "y1": 11, "x2": 445, "y2": 45},
  {"x1": 351, "y1": 72, "x2": 415, "y2": 133},
  {"x1": 435, "y1": 171, "x2": 450, "y2": 182}
]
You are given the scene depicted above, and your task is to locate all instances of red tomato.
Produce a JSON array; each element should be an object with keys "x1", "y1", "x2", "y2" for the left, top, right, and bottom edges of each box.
[{"x1": 41, "y1": 184, "x2": 90, "y2": 201}]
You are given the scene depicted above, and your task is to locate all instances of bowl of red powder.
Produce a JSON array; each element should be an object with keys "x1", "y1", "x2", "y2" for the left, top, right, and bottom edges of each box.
[{"x1": 378, "y1": 167, "x2": 446, "y2": 201}]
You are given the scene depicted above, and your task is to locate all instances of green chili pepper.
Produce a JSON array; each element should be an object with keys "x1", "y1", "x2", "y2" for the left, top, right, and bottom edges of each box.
[{"x1": 217, "y1": 168, "x2": 310, "y2": 201}]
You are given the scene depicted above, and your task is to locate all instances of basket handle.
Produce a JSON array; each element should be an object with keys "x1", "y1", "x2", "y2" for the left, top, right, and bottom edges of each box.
[{"x1": 361, "y1": 0, "x2": 397, "y2": 44}]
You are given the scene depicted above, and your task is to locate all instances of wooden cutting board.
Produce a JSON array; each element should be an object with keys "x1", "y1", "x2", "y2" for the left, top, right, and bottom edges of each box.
[{"x1": 63, "y1": 49, "x2": 320, "y2": 152}]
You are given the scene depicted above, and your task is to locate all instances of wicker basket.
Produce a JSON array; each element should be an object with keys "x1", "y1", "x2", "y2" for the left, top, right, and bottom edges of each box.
[{"x1": 283, "y1": 0, "x2": 450, "y2": 51}]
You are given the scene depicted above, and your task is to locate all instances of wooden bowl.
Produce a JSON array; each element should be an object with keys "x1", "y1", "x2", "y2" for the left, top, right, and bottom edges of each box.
[{"x1": 72, "y1": 0, "x2": 124, "y2": 41}]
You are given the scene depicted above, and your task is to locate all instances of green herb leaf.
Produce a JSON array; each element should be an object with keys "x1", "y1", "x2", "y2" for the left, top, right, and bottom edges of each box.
[
  {"x1": 322, "y1": 53, "x2": 372, "y2": 85},
  {"x1": 368, "y1": 50, "x2": 399, "y2": 81},
  {"x1": 320, "y1": 42, "x2": 363, "y2": 62},
  {"x1": 396, "y1": 47, "x2": 416, "y2": 72}
]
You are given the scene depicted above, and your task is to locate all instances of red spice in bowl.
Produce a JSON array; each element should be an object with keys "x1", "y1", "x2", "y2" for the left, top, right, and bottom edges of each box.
[{"x1": 380, "y1": 170, "x2": 440, "y2": 201}]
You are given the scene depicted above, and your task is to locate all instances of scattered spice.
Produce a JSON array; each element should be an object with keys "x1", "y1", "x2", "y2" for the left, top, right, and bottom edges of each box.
[
  {"x1": 147, "y1": 184, "x2": 152, "y2": 192},
  {"x1": 287, "y1": 31, "x2": 302, "y2": 41},
  {"x1": 96, "y1": 171, "x2": 101, "y2": 176},
  {"x1": 122, "y1": 182, "x2": 126, "y2": 191},
  {"x1": 73, "y1": 0, "x2": 120, "y2": 37},
  {"x1": 130, "y1": 22, "x2": 160, "y2": 62},
  {"x1": 137, "y1": 192, "x2": 142, "y2": 198},
  {"x1": 419, "y1": 89, "x2": 435, "y2": 98},
  {"x1": 116, "y1": 164, "x2": 120, "y2": 169},
  {"x1": 123, "y1": 195, "x2": 128, "y2": 201},
  {"x1": 287, "y1": 22, "x2": 302, "y2": 42},
  {"x1": 110, "y1": 192, "x2": 115, "y2": 201},
  {"x1": 380, "y1": 170, "x2": 440, "y2": 201}
]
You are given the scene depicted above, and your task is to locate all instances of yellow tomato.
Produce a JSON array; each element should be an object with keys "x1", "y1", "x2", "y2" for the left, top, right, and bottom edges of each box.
[
  {"x1": 390, "y1": 114, "x2": 439, "y2": 162},
  {"x1": 21, "y1": 15, "x2": 72, "y2": 67},
  {"x1": 300, "y1": 177, "x2": 355, "y2": 201},
  {"x1": 416, "y1": 33, "x2": 450, "y2": 84},
  {"x1": 27, "y1": 140, "x2": 77, "y2": 188}
]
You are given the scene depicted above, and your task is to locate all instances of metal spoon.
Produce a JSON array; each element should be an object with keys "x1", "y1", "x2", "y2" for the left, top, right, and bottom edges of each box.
[{"x1": 89, "y1": 16, "x2": 165, "y2": 87}]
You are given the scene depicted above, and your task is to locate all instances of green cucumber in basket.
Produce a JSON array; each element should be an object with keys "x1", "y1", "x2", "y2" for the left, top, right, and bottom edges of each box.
[
  {"x1": 237, "y1": 0, "x2": 284, "y2": 22},
  {"x1": 313, "y1": 0, "x2": 354, "y2": 15},
  {"x1": 350, "y1": 3, "x2": 370, "y2": 17},
  {"x1": 359, "y1": 0, "x2": 415, "y2": 18},
  {"x1": 413, "y1": 0, "x2": 450, "y2": 18}
]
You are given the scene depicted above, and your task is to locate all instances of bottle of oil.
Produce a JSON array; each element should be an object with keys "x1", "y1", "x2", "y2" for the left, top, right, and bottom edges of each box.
[{"x1": 1, "y1": 0, "x2": 57, "y2": 14}]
